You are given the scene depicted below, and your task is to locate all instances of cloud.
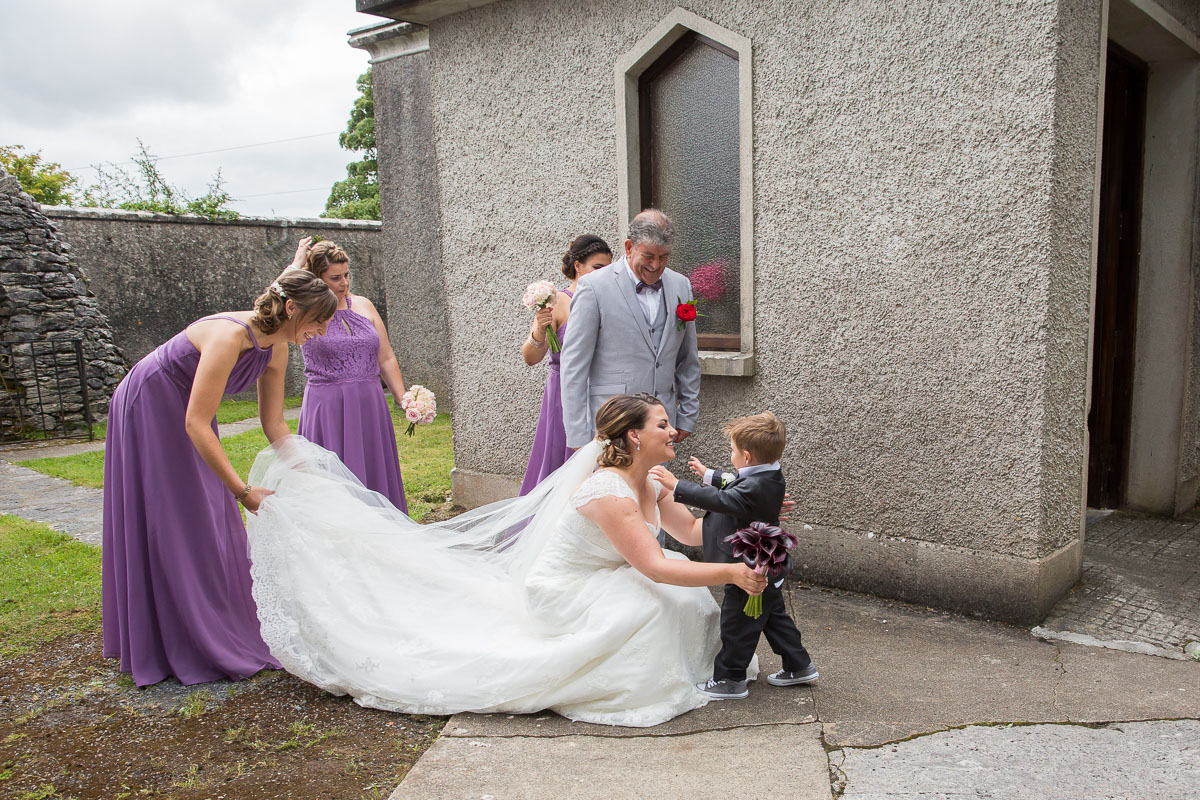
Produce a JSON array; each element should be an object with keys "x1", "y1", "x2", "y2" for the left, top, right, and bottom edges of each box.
[
  {"x1": 0, "y1": 0, "x2": 376, "y2": 217},
  {"x1": 1, "y1": 0, "x2": 295, "y2": 123}
]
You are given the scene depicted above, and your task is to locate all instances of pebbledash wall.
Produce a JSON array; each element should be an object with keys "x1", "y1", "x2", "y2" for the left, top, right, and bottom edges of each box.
[
  {"x1": 39, "y1": 207, "x2": 411, "y2": 399},
  {"x1": 353, "y1": 0, "x2": 1200, "y2": 623}
]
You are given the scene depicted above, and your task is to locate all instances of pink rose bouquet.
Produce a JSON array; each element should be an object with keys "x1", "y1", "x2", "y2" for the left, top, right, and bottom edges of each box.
[
  {"x1": 522, "y1": 280, "x2": 561, "y2": 352},
  {"x1": 400, "y1": 385, "x2": 437, "y2": 437}
]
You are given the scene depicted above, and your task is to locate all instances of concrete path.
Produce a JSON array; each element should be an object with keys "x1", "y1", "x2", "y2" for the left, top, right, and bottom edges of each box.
[
  {"x1": 393, "y1": 586, "x2": 1199, "y2": 799},
  {"x1": 0, "y1": 407, "x2": 301, "y2": 544}
]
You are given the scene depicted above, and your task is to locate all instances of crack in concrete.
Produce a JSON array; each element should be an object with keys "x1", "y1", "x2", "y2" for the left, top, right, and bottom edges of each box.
[
  {"x1": 440, "y1": 718, "x2": 818, "y2": 741},
  {"x1": 1051, "y1": 642, "x2": 1065, "y2": 715},
  {"x1": 829, "y1": 716, "x2": 1196, "y2": 754}
]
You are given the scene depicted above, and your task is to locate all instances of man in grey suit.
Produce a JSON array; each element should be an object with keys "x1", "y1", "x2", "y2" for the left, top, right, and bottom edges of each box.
[{"x1": 561, "y1": 208, "x2": 701, "y2": 451}]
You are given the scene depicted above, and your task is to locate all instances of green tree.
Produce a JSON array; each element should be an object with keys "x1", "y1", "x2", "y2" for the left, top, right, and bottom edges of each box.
[
  {"x1": 0, "y1": 145, "x2": 78, "y2": 205},
  {"x1": 323, "y1": 69, "x2": 380, "y2": 220},
  {"x1": 81, "y1": 140, "x2": 238, "y2": 220}
]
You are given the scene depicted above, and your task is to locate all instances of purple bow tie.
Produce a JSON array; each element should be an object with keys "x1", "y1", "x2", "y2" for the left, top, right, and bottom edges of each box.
[{"x1": 636, "y1": 279, "x2": 663, "y2": 293}]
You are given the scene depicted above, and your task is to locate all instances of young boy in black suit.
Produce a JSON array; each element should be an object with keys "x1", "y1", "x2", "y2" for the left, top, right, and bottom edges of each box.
[{"x1": 651, "y1": 412, "x2": 816, "y2": 699}]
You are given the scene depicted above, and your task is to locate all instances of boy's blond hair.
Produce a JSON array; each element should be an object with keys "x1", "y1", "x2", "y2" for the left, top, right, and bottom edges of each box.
[{"x1": 723, "y1": 411, "x2": 786, "y2": 464}]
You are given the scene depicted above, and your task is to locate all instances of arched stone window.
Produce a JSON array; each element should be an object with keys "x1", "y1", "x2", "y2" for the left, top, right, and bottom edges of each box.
[{"x1": 617, "y1": 9, "x2": 754, "y2": 375}]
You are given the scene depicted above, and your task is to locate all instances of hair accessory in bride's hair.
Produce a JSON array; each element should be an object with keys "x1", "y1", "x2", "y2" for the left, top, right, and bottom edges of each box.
[
  {"x1": 271, "y1": 281, "x2": 287, "y2": 300},
  {"x1": 597, "y1": 437, "x2": 612, "y2": 447}
]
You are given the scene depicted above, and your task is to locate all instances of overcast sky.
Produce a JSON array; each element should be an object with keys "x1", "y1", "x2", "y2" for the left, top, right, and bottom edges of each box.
[{"x1": 1, "y1": 1, "x2": 381, "y2": 218}]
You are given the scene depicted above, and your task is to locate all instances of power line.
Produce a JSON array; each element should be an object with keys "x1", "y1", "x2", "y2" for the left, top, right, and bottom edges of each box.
[
  {"x1": 68, "y1": 132, "x2": 341, "y2": 172},
  {"x1": 232, "y1": 187, "x2": 330, "y2": 199}
]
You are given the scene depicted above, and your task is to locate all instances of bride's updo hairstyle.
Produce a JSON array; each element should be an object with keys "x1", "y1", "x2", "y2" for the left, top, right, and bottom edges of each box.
[
  {"x1": 250, "y1": 271, "x2": 337, "y2": 335},
  {"x1": 594, "y1": 392, "x2": 663, "y2": 468},
  {"x1": 304, "y1": 240, "x2": 349, "y2": 279},
  {"x1": 561, "y1": 234, "x2": 612, "y2": 280}
]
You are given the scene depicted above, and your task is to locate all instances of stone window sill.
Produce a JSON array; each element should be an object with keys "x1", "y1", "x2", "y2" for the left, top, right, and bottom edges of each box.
[{"x1": 699, "y1": 352, "x2": 754, "y2": 376}]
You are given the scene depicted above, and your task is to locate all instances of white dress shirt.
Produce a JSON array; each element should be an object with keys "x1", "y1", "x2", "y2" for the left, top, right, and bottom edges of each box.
[
  {"x1": 627, "y1": 268, "x2": 663, "y2": 326},
  {"x1": 703, "y1": 461, "x2": 782, "y2": 487}
]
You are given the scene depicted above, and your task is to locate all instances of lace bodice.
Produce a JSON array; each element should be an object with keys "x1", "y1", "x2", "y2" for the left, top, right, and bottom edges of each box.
[
  {"x1": 301, "y1": 296, "x2": 380, "y2": 385},
  {"x1": 567, "y1": 470, "x2": 661, "y2": 533}
]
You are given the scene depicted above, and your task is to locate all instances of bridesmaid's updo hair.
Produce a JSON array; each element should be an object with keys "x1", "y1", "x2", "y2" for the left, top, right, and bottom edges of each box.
[
  {"x1": 561, "y1": 235, "x2": 612, "y2": 280},
  {"x1": 305, "y1": 240, "x2": 349, "y2": 279},
  {"x1": 250, "y1": 271, "x2": 337, "y2": 335},
  {"x1": 594, "y1": 393, "x2": 663, "y2": 468}
]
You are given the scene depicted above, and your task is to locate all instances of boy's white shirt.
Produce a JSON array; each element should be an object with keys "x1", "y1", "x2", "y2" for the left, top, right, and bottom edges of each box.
[{"x1": 702, "y1": 461, "x2": 781, "y2": 487}]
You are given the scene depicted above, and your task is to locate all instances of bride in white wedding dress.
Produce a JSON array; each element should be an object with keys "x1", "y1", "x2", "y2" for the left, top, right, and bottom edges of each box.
[{"x1": 245, "y1": 393, "x2": 766, "y2": 727}]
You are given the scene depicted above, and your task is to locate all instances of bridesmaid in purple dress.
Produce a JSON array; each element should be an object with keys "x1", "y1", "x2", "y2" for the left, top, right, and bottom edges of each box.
[
  {"x1": 519, "y1": 235, "x2": 613, "y2": 495},
  {"x1": 102, "y1": 268, "x2": 337, "y2": 686},
  {"x1": 296, "y1": 240, "x2": 408, "y2": 511}
]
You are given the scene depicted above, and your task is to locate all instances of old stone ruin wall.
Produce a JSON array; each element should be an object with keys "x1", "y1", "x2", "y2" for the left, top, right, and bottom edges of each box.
[{"x1": 0, "y1": 168, "x2": 125, "y2": 439}]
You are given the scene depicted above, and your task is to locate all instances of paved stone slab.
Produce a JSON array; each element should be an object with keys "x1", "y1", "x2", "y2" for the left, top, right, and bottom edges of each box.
[
  {"x1": 834, "y1": 720, "x2": 1200, "y2": 799},
  {"x1": 1051, "y1": 644, "x2": 1200, "y2": 722},
  {"x1": 1041, "y1": 510, "x2": 1200, "y2": 655},
  {"x1": 795, "y1": 586, "x2": 1200, "y2": 748},
  {"x1": 0, "y1": 462, "x2": 103, "y2": 545},
  {"x1": 797, "y1": 587, "x2": 1065, "y2": 747},
  {"x1": 391, "y1": 723, "x2": 831, "y2": 800}
]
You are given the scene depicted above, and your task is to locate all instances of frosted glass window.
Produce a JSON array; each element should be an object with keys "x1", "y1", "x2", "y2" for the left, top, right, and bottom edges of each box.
[{"x1": 640, "y1": 34, "x2": 740, "y2": 350}]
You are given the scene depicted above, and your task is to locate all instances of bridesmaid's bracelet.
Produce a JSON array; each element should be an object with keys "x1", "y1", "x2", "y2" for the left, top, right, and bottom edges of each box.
[
  {"x1": 237, "y1": 484, "x2": 252, "y2": 503},
  {"x1": 529, "y1": 335, "x2": 547, "y2": 349}
]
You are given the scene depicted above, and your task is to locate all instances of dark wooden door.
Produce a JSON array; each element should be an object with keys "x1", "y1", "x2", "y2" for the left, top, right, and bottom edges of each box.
[{"x1": 1088, "y1": 43, "x2": 1148, "y2": 509}]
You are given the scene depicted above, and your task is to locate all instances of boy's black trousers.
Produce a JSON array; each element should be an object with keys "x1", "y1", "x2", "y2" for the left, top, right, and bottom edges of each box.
[{"x1": 714, "y1": 583, "x2": 812, "y2": 682}]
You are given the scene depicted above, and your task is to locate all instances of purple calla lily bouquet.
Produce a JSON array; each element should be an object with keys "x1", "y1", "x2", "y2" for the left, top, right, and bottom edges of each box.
[{"x1": 723, "y1": 521, "x2": 799, "y2": 618}]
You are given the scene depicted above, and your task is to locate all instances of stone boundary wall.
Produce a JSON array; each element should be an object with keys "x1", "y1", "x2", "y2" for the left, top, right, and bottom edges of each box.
[{"x1": 41, "y1": 207, "x2": 386, "y2": 399}]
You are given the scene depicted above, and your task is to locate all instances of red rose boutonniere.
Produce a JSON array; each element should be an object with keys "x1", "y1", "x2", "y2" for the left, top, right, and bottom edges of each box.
[{"x1": 675, "y1": 298, "x2": 702, "y2": 331}]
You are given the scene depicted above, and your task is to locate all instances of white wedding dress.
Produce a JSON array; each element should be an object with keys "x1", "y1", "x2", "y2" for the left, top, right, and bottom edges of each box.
[{"x1": 245, "y1": 437, "x2": 725, "y2": 727}]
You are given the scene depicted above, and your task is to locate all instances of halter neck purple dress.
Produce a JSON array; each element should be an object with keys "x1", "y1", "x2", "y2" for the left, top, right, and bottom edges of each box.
[
  {"x1": 299, "y1": 295, "x2": 407, "y2": 512},
  {"x1": 520, "y1": 289, "x2": 573, "y2": 495},
  {"x1": 102, "y1": 316, "x2": 281, "y2": 687}
]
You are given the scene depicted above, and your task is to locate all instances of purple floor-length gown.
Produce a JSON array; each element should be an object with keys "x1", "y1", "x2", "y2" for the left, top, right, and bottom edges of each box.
[
  {"x1": 299, "y1": 295, "x2": 407, "y2": 512},
  {"x1": 520, "y1": 289, "x2": 573, "y2": 495},
  {"x1": 102, "y1": 317, "x2": 281, "y2": 687}
]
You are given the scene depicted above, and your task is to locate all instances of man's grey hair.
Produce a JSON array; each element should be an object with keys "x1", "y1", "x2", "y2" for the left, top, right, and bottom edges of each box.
[{"x1": 627, "y1": 209, "x2": 675, "y2": 249}]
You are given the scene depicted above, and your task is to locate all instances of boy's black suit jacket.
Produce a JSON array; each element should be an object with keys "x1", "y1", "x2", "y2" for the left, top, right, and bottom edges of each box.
[{"x1": 672, "y1": 470, "x2": 786, "y2": 565}]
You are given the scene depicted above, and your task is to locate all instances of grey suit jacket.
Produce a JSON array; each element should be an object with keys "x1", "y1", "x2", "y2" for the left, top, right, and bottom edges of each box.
[{"x1": 560, "y1": 255, "x2": 701, "y2": 448}]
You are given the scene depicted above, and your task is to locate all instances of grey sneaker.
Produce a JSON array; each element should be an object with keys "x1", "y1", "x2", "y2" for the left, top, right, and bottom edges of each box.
[
  {"x1": 697, "y1": 678, "x2": 749, "y2": 699},
  {"x1": 766, "y1": 665, "x2": 818, "y2": 686}
]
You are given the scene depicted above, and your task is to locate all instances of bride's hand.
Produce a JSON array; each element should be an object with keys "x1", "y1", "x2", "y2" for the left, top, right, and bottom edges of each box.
[{"x1": 730, "y1": 564, "x2": 767, "y2": 596}]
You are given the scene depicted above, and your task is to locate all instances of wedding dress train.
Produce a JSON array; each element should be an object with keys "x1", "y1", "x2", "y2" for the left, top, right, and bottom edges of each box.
[{"x1": 245, "y1": 437, "x2": 730, "y2": 727}]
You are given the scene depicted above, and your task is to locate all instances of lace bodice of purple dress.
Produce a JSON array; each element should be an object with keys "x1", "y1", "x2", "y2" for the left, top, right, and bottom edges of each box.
[{"x1": 301, "y1": 296, "x2": 380, "y2": 385}]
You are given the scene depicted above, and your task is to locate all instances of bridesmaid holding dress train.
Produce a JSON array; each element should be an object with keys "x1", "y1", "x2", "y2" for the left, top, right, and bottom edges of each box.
[
  {"x1": 519, "y1": 235, "x2": 612, "y2": 495},
  {"x1": 102, "y1": 264, "x2": 337, "y2": 686}
]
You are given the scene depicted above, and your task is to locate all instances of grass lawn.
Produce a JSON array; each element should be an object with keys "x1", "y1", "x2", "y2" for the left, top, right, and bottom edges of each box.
[
  {"x1": 0, "y1": 515, "x2": 101, "y2": 658},
  {"x1": 215, "y1": 394, "x2": 304, "y2": 425},
  {"x1": 16, "y1": 402, "x2": 454, "y2": 522}
]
